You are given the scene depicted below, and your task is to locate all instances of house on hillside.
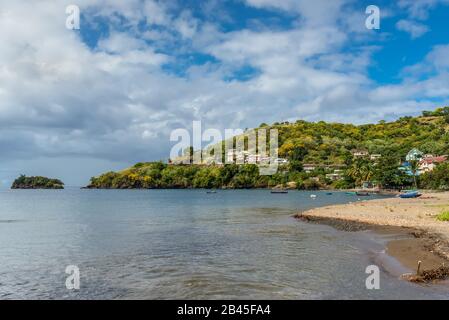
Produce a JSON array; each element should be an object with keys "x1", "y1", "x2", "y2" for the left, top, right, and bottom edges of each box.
[
  {"x1": 326, "y1": 169, "x2": 344, "y2": 181},
  {"x1": 226, "y1": 149, "x2": 236, "y2": 163},
  {"x1": 227, "y1": 149, "x2": 283, "y2": 165},
  {"x1": 303, "y1": 164, "x2": 318, "y2": 173},
  {"x1": 362, "y1": 181, "x2": 378, "y2": 190},
  {"x1": 247, "y1": 154, "x2": 271, "y2": 164},
  {"x1": 351, "y1": 149, "x2": 369, "y2": 158},
  {"x1": 274, "y1": 158, "x2": 289, "y2": 164},
  {"x1": 405, "y1": 148, "x2": 423, "y2": 162},
  {"x1": 226, "y1": 149, "x2": 249, "y2": 164},
  {"x1": 419, "y1": 155, "x2": 448, "y2": 174},
  {"x1": 370, "y1": 154, "x2": 382, "y2": 161}
]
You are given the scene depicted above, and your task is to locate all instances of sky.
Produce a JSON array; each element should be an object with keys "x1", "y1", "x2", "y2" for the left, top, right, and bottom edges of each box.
[{"x1": 1, "y1": 0, "x2": 449, "y2": 186}]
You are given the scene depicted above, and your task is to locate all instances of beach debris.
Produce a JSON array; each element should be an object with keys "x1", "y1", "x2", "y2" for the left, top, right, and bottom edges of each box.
[{"x1": 402, "y1": 263, "x2": 449, "y2": 283}]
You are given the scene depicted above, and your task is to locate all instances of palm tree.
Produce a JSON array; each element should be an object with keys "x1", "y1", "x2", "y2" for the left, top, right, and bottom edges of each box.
[
  {"x1": 409, "y1": 160, "x2": 419, "y2": 189},
  {"x1": 347, "y1": 159, "x2": 374, "y2": 187}
]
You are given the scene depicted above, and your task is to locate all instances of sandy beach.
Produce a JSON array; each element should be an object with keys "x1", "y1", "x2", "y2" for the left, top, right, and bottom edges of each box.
[{"x1": 297, "y1": 192, "x2": 449, "y2": 277}]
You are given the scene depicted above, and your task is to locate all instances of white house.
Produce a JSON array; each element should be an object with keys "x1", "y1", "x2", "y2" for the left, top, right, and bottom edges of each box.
[
  {"x1": 274, "y1": 158, "x2": 289, "y2": 164},
  {"x1": 247, "y1": 154, "x2": 271, "y2": 164},
  {"x1": 226, "y1": 149, "x2": 236, "y2": 163},
  {"x1": 418, "y1": 155, "x2": 447, "y2": 174},
  {"x1": 326, "y1": 170, "x2": 344, "y2": 181},
  {"x1": 352, "y1": 149, "x2": 369, "y2": 157},
  {"x1": 303, "y1": 164, "x2": 317, "y2": 173}
]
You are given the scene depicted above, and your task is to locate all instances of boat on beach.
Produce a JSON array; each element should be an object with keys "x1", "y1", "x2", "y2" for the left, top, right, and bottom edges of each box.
[
  {"x1": 356, "y1": 192, "x2": 370, "y2": 196},
  {"x1": 399, "y1": 191, "x2": 422, "y2": 199}
]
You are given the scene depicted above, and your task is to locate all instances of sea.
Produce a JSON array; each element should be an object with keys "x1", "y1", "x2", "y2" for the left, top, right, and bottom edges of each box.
[{"x1": 0, "y1": 188, "x2": 448, "y2": 299}]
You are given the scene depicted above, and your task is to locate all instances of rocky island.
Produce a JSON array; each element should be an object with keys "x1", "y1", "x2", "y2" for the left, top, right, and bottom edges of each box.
[{"x1": 11, "y1": 175, "x2": 64, "y2": 189}]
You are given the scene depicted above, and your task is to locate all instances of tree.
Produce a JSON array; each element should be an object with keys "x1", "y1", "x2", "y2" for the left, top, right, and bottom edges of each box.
[
  {"x1": 420, "y1": 162, "x2": 449, "y2": 190},
  {"x1": 373, "y1": 155, "x2": 408, "y2": 189},
  {"x1": 346, "y1": 159, "x2": 374, "y2": 187},
  {"x1": 290, "y1": 146, "x2": 308, "y2": 161},
  {"x1": 409, "y1": 160, "x2": 419, "y2": 189},
  {"x1": 289, "y1": 160, "x2": 303, "y2": 172}
]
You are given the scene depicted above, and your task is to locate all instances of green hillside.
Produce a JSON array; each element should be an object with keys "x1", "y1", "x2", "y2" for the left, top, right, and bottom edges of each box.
[{"x1": 87, "y1": 107, "x2": 449, "y2": 190}]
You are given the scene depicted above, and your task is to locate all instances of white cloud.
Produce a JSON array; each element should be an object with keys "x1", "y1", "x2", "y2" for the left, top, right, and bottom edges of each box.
[
  {"x1": 427, "y1": 45, "x2": 449, "y2": 70},
  {"x1": 245, "y1": 0, "x2": 349, "y2": 26},
  {"x1": 0, "y1": 0, "x2": 449, "y2": 185},
  {"x1": 396, "y1": 19, "x2": 429, "y2": 38},
  {"x1": 398, "y1": 0, "x2": 449, "y2": 19}
]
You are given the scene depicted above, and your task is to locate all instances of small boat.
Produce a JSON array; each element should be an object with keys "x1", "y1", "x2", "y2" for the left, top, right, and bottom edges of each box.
[
  {"x1": 345, "y1": 192, "x2": 357, "y2": 195},
  {"x1": 356, "y1": 192, "x2": 370, "y2": 196},
  {"x1": 310, "y1": 194, "x2": 317, "y2": 199},
  {"x1": 399, "y1": 191, "x2": 422, "y2": 199},
  {"x1": 326, "y1": 192, "x2": 333, "y2": 195},
  {"x1": 271, "y1": 189, "x2": 288, "y2": 194},
  {"x1": 206, "y1": 190, "x2": 217, "y2": 194}
]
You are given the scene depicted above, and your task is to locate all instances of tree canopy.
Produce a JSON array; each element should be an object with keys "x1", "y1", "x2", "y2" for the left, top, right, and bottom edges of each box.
[{"x1": 88, "y1": 108, "x2": 449, "y2": 190}]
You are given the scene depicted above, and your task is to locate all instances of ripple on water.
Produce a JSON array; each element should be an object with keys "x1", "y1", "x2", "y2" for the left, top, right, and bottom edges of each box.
[{"x1": 1, "y1": 189, "x2": 448, "y2": 299}]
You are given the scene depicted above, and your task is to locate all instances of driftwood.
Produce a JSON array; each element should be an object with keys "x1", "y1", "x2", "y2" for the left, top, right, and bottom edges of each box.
[{"x1": 402, "y1": 263, "x2": 449, "y2": 283}]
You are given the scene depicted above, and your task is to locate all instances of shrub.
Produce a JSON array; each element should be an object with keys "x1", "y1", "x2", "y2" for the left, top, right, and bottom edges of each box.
[{"x1": 437, "y1": 211, "x2": 449, "y2": 222}]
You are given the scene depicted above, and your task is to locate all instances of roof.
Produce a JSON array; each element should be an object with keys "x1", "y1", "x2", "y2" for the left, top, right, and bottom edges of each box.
[
  {"x1": 351, "y1": 149, "x2": 369, "y2": 153},
  {"x1": 407, "y1": 148, "x2": 423, "y2": 155},
  {"x1": 420, "y1": 155, "x2": 447, "y2": 164}
]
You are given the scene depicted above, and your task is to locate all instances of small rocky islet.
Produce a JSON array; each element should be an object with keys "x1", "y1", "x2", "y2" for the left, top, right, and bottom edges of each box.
[{"x1": 11, "y1": 175, "x2": 64, "y2": 189}]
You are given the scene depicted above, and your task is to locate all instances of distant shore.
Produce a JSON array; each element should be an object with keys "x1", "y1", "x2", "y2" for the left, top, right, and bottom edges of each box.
[{"x1": 296, "y1": 192, "x2": 449, "y2": 280}]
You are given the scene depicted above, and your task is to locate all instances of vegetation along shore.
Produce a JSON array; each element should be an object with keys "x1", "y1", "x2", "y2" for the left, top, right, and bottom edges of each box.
[{"x1": 87, "y1": 107, "x2": 449, "y2": 190}]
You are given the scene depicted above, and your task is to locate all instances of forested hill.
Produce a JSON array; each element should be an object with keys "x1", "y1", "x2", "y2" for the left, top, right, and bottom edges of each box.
[
  {"x1": 272, "y1": 107, "x2": 449, "y2": 164},
  {"x1": 86, "y1": 107, "x2": 449, "y2": 190}
]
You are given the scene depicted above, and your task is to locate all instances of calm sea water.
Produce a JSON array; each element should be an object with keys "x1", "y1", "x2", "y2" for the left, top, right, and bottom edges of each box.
[{"x1": 0, "y1": 188, "x2": 448, "y2": 300}]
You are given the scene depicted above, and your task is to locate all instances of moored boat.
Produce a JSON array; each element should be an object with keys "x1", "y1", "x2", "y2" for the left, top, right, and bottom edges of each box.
[
  {"x1": 271, "y1": 189, "x2": 288, "y2": 194},
  {"x1": 399, "y1": 191, "x2": 422, "y2": 199}
]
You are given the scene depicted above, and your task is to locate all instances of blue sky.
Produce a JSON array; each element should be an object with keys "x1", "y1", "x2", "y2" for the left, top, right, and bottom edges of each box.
[{"x1": 0, "y1": 0, "x2": 449, "y2": 186}]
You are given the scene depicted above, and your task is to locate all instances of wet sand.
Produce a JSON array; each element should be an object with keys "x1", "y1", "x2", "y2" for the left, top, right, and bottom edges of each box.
[
  {"x1": 387, "y1": 237, "x2": 447, "y2": 272},
  {"x1": 296, "y1": 192, "x2": 449, "y2": 278}
]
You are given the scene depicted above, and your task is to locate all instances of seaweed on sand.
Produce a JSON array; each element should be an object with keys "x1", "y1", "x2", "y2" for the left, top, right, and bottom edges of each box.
[{"x1": 403, "y1": 265, "x2": 449, "y2": 283}]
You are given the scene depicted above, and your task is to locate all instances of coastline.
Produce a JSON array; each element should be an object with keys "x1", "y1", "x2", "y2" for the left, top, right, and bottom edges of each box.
[{"x1": 296, "y1": 192, "x2": 449, "y2": 281}]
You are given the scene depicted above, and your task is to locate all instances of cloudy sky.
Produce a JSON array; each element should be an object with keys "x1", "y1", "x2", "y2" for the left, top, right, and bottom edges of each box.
[{"x1": 1, "y1": 0, "x2": 449, "y2": 186}]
